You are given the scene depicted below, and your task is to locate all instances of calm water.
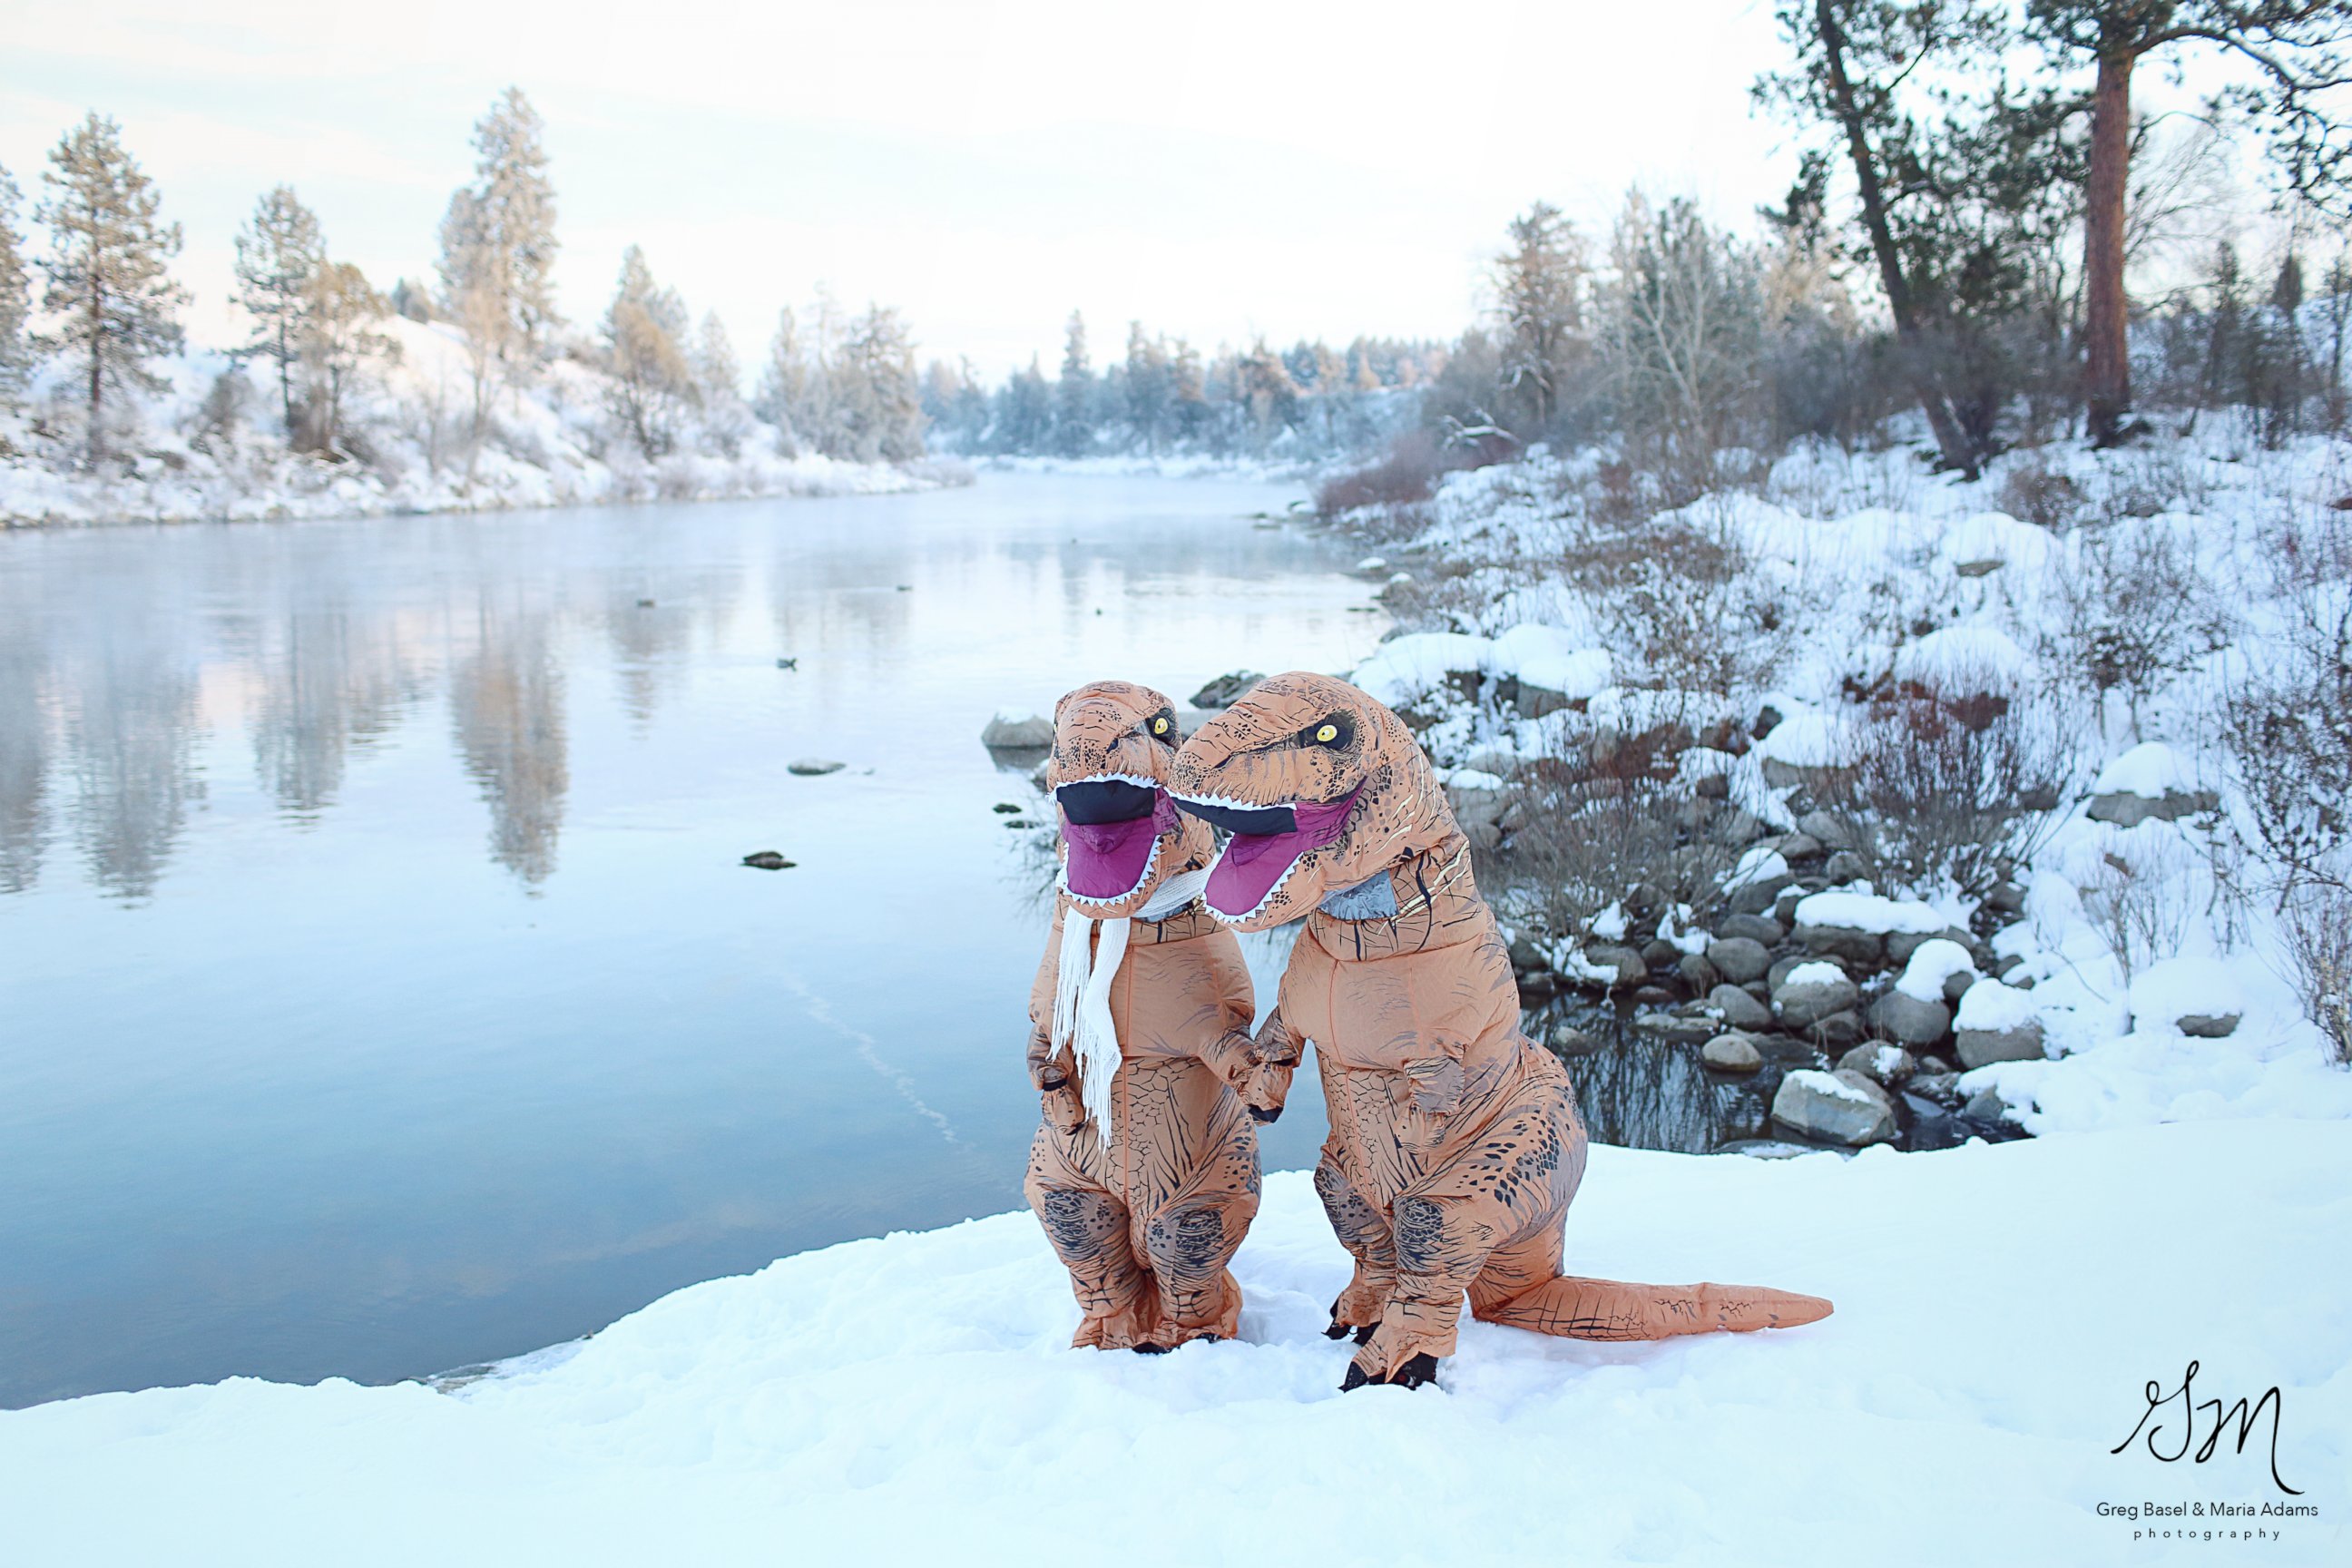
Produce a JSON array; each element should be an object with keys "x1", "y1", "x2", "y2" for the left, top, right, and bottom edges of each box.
[{"x1": 0, "y1": 474, "x2": 1394, "y2": 1407}]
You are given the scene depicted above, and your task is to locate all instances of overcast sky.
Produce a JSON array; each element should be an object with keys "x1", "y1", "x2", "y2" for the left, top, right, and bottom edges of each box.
[{"x1": 0, "y1": 0, "x2": 2127, "y2": 377}]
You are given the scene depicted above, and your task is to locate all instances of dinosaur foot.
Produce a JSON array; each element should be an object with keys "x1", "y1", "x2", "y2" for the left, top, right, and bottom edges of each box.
[{"x1": 1339, "y1": 1352, "x2": 1440, "y2": 1392}]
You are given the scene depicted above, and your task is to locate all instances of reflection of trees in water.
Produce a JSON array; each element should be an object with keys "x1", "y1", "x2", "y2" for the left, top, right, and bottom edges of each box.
[
  {"x1": 64, "y1": 627, "x2": 204, "y2": 902},
  {"x1": 451, "y1": 597, "x2": 569, "y2": 887},
  {"x1": 0, "y1": 639, "x2": 51, "y2": 893},
  {"x1": 251, "y1": 609, "x2": 416, "y2": 820},
  {"x1": 1536, "y1": 1003, "x2": 1779, "y2": 1155}
]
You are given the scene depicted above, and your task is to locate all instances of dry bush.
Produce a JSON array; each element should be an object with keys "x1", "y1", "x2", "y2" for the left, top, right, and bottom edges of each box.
[
  {"x1": 2220, "y1": 615, "x2": 2352, "y2": 904},
  {"x1": 1551, "y1": 504, "x2": 1801, "y2": 698},
  {"x1": 1315, "y1": 428, "x2": 1499, "y2": 518},
  {"x1": 2104, "y1": 442, "x2": 2214, "y2": 519},
  {"x1": 2039, "y1": 521, "x2": 2230, "y2": 738},
  {"x1": 2081, "y1": 839, "x2": 2193, "y2": 984},
  {"x1": 1994, "y1": 454, "x2": 2082, "y2": 532},
  {"x1": 1505, "y1": 776, "x2": 1740, "y2": 936},
  {"x1": 1821, "y1": 694, "x2": 2081, "y2": 901},
  {"x1": 2282, "y1": 885, "x2": 2352, "y2": 1065}
]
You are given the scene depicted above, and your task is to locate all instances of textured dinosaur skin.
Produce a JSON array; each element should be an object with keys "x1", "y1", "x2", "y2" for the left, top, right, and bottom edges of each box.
[
  {"x1": 1172, "y1": 672, "x2": 1834, "y2": 1387},
  {"x1": 1023, "y1": 681, "x2": 1264, "y2": 1351}
]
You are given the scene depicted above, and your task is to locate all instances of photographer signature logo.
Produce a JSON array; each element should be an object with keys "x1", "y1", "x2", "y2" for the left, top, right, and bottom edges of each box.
[{"x1": 2111, "y1": 1360, "x2": 2301, "y2": 1496}]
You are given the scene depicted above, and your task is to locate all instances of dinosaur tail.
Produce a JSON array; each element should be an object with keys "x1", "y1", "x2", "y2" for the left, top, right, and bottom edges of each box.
[{"x1": 1477, "y1": 1275, "x2": 1833, "y2": 1343}]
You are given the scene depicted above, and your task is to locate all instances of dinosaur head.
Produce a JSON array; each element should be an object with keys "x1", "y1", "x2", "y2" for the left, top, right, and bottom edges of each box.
[
  {"x1": 1046, "y1": 680, "x2": 1207, "y2": 919},
  {"x1": 1171, "y1": 671, "x2": 1456, "y2": 929}
]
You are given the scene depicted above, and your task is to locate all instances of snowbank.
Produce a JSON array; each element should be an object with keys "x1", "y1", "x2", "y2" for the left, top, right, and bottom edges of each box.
[
  {"x1": 3, "y1": 1122, "x2": 2342, "y2": 1565},
  {"x1": 1792, "y1": 889, "x2": 1950, "y2": 935}
]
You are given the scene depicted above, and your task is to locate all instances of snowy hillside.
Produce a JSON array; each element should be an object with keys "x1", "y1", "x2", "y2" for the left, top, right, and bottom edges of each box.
[
  {"x1": 1332, "y1": 424, "x2": 2352, "y2": 1149},
  {"x1": 0, "y1": 316, "x2": 957, "y2": 527},
  {"x1": 2, "y1": 1123, "x2": 2341, "y2": 1565}
]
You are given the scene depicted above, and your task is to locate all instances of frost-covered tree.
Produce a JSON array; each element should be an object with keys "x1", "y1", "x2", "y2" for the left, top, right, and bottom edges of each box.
[
  {"x1": 601, "y1": 246, "x2": 695, "y2": 459},
  {"x1": 995, "y1": 355, "x2": 1053, "y2": 451},
  {"x1": 1124, "y1": 321, "x2": 1172, "y2": 453},
  {"x1": 298, "y1": 260, "x2": 395, "y2": 455},
  {"x1": 692, "y1": 310, "x2": 750, "y2": 457},
  {"x1": 831, "y1": 304, "x2": 926, "y2": 462},
  {"x1": 436, "y1": 87, "x2": 560, "y2": 441},
  {"x1": 754, "y1": 307, "x2": 810, "y2": 455},
  {"x1": 1595, "y1": 192, "x2": 1766, "y2": 467},
  {"x1": 1492, "y1": 201, "x2": 1590, "y2": 438},
  {"x1": 0, "y1": 165, "x2": 31, "y2": 407},
  {"x1": 232, "y1": 185, "x2": 325, "y2": 434},
  {"x1": 34, "y1": 113, "x2": 188, "y2": 465},
  {"x1": 1055, "y1": 309, "x2": 1094, "y2": 456}
]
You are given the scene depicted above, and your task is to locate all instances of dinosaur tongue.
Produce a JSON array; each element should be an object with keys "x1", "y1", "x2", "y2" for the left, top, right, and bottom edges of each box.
[
  {"x1": 1204, "y1": 788, "x2": 1362, "y2": 917},
  {"x1": 1061, "y1": 791, "x2": 1178, "y2": 901}
]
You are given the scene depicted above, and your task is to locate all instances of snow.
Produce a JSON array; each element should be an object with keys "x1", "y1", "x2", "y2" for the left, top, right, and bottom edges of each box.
[
  {"x1": 1781, "y1": 960, "x2": 1847, "y2": 989},
  {"x1": 1725, "y1": 845, "x2": 1789, "y2": 890},
  {"x1": 1896, "y1": 938, "x2": 1979, "y2": 1003},
  {"x1": 1793, "y1": 890, "x2": 1949, "y2": 935},
  {"x1": 1750, "y1": 709, "x2": 1853, "y2": 769},
  {"x1": 1488, "y1": 623, "x2": 1614, "y2": 699},
  {"x1": 2091, "y1": 741, "x2": 2200, "y2": 799},
  {"x1": 1348, "y1": 626, "x2": 1612, "y2": 710},
  {"x1": 1441, "y1": 767, "x2": 1507, "y2": 791},
  {"x1": 1891, "y1": 625, "x2": 2033, "y2": 694},
  {"x1": 2128, "y1": 956, "x2": 2249, "y2": 1034},
  {"x1": 1349, "y1": 632, "x2": 1492, "y2": 707},
  {"x1": 1955, "y1": 980, "x2": 2039, "y2": 1032},
  {"x1": 1782, "y1": 1066, "x2": 1876, "y2": 1104},
  {"x1": 5, "y1": 1122, "x2": 2341, "y2": 1565}
]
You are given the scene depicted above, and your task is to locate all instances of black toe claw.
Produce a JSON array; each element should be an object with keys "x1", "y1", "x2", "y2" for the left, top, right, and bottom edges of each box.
[
  {"x1": 1386, "y1": 1353, "x2": 1440, "y2": 1390},
  {"x1": 1132, "y1": 1342, "x2": 1171, "y2": 1356},
  {"x1": 1247, "y1": 1105, "x2": 1281, "y2": 1123},
  {"x1": 1323, "y1": 1319, "x2": 1351, "y2": 1340},
  {"x1": 1339, "y1": 1362, "x2": 1375, "y2": 1392},
  {"x1": 1353, "y1": 1323, "x2": 1376, "y2": 1346}
]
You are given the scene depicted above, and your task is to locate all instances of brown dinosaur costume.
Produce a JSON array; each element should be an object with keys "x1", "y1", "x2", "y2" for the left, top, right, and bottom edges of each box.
[
  {"x1": 1023, "y1": 681, "x2": 1267, "y2": 1353},
  {"x1": 1171, "y1": 672, "x2": 1833, "y2": 1390}
]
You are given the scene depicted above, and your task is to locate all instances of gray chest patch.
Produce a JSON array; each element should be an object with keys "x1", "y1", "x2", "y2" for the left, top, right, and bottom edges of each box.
[{"x1": 1318, "y1": 873, "x2": 1398, "y2": 920}]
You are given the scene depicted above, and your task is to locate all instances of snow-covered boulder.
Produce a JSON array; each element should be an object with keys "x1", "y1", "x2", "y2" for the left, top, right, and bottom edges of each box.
[
  {"x1": 981, "y1": 710, "x2": 1054, "y2": 749},
  {"x1": 1489, "y1": 624, "x2": 1612, "y2": 716},
  {"x1": 1895, "y1": 938, "x2": 1979, "y2": 1004},
  {"x1": 1752, "y1": 710, "x2": 1857, "y2": 789},
  {"x1": 1701, "y1": 1033, "x2": 1762, "y2": 1073},
  {"x1": 1774, "y1": 962, "x2": 1859, "y2": 1029},
  {"x1": 1891, "y1": 626, "x2": 2033, "y2": 703},
  {"x1": 1351, "y1": 632, "x2": 1490, "y2": 711},
  {"x1": 1771, "y1": 1067, "x2": 1896, "y2": 1146},
  {"x1": 1955, "y1": 981, "x2": 2044, "y2": 1068},
  {"x1": 1838, "y1": 1042, "x2": 1917, "y2": 1087},
  {"x1": 2128, "y1": 956, "x2": 2247, "y2": 1039},
  {"x1": 2085, "y1": 742, "x2": 2217, "y2": 828},
  {"x1": 1868, "y1": 989, "x2": 1951, "y2": 1048}
]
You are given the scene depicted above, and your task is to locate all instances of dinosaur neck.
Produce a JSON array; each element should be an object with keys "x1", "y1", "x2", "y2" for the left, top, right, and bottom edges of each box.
[{"x1": 1304, "y1": 828, "x2": 1487, "y2": 961}]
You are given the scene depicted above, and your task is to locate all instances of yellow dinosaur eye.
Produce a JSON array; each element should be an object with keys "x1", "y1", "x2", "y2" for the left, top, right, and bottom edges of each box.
[
  {"x1": 1152, "y1": 716, "x2": 1169, "y2": 735},
  {"x1": 1316, "y1": 723, "x2": 1338, "y2": 743}
]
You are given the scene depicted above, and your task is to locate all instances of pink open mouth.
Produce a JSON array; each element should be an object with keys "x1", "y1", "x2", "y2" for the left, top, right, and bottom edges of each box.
[
  {"x1": 1200, "y1": 787, "x2": 1363, "y2": 919},
  {"x1": 1063, "y1": 814, "x2": 1160, "y2": 901}
]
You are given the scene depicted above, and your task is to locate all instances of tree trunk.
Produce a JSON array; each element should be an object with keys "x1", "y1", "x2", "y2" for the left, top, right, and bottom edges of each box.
[
  {"x1": 1814, "y1": 0, "x2": 1981, "y2": 477},
  {"x1": 86, "y1": 279, "x2": 104, "y2": 467},
  {"x1": 2083, "y1": 47, "x2": 2135, "y2": 446}
]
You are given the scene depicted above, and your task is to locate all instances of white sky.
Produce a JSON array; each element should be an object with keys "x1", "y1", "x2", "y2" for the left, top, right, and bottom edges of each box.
[{"x1": 0, "y1": 0, "x2": 2241, "y2": 377}]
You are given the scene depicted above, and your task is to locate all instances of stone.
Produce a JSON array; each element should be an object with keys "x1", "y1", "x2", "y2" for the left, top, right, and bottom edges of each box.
[
  {"x1": 1506, "y1": 932, "x2": 1553, "y2": 974},
  {"x1": 2086, "y1": 788, "x2": 2219, "y2": 828},
  {"x1": 1515, "y1": 973, "x2": 1562, "y2": 1003},
  {"x1": 1823, "y1": 849, "x2": 1869, "y2": 884},
  {"x1": 1984, "y1": 882, "x2": 2028, "y2": 915},
  {"x1": 1678, "y1": 954, "x2": 1720, "y2": 994},
  {"x1": 1886, "y1": 926, "x2": 1970, "y2": 965},
  {"x1": 1917, "y1": 1056, "x2": 1956, "y2": 1078},
  {"x1": 787, "y1": 757, "x2": 847, "y2": 776},
  {"x1": 1716, "y1": 912, "x2": 1785, "y2": 945},
  {"x1": 1773, "y1": 966, "x2": 1860, "y2": 1029},
  {"x1": 1868, "y1": 989, "x2": 1953, "y2": 1048},
  {"x1": 981, "y1": 712, "x2": 1054, "y2": 749},
  {"x1": 2179, "y1": 1012, "x2": 2242, "y2": 1038},
  {"x1": 1838, "y1": 1042, "x2": 1917, "y2": 1087},
  {"x1": 1632, "y1": 985, "x2": 1676, "y2": 1007},
  {"x1": 1814, "y1": 1009, "x2": 1867, "y2": 1049},
  {"x1": 1189, "y1": 670, "x2": 1267, "y2": 709},
  {"x1": 1770, "y1": 1068, "x2": 1897, "y2": 1147},
  {"x1": 1708, "y1": 984, "x2": 1774, "y2": 1032},
  {"x1": 1693, "y1": 770, "x2": 1731, "y2": 800},
  {"x1": 1796, "y1": 808, "x2": 1852, "y2": 847},
  {"x1": 1701, "y1": 1034, "x2": 1763, "y2": 1073},
  {"x1": 1943, "y1": 971, "x2": 1977, "y2": 1005},
  {"x1": 1776, "y1": 831, "x2": 1826, "y2": 862},
  {"x1": 1964, "y1": 1086, "x2": 2012, "y2": 1124},
  {"x1": 1633, "y1": 1013, "x2": 1714, "y2": 1045},
  {"x1": 1798, "y1": 923, "x2": 1884, "y2": 965},
  {"x1": 1547, "y1": 1024, "x2": 1604, "y2": 1057},
  {"x1": 1767, "y1": 955, "x2": 1811, "y2": 994},
  {"x1": 740, "y1": 850, "x2": 795, "y2": 870},
  {"x1": 1909, "y1": 1071, "x2": 1963, "y2": 1105},
  {"x1": 1726, "y1": 875, "x2": 1794, "y2": 916},
  {"x1": 1708, "y1": 806, "x2": 1766, "y2": 846},
  {"x1": 1706, "y1": 936, "x2": 1771, "y2": 985},
  {"x1": 1956, "y1": 1018, "x2": 2044, "y2": 1069},
  {"x1": 1639, "y1": 938, "x2": 1681, "y2": 972},
  {"x1": 1582, "y1": 946, "x2": 1649, "y2": 989}
]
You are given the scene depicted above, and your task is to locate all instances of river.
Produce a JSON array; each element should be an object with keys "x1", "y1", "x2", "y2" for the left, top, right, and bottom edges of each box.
[{"x1": 0, "y1": 473, "x2": 1393, "y2": 1406}]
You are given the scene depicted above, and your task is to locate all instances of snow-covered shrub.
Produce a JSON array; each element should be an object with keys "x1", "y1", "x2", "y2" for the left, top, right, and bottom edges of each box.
[
  {"x1": 1507, "y1": 772, "x2": 1739, "y2": 935},
  {"x1": 2282, "y1": 886, "x2": 2352, "y2": 1065},
  {"x1": 2081, "y1": 836, "x2": 2195, "y2": 984},
  {"x1": 2038, "y1": 519, "x2": 2228, "y2": 738},
  {"x1": 2220, "y1": 636, "x2": 2352, "y2": 902},
  {"x1": 1819, "y1": 694, "x2": 2079, "y2": 901},
  {"x1": 1994, "y1": 453, "x2": 2082, "y2": 533}
]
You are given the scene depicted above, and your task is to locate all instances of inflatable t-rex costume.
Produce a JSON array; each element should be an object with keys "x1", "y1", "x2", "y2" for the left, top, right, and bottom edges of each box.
[
  {"x1": 1024, "y1": 681, "x2": 1267, "y2": 1353},
  {"x1": 1171, "y1": 672, "x2": 1832, "y2": 1389}
]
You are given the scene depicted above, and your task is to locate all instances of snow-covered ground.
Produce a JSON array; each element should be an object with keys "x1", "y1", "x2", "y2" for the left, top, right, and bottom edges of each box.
[
  {"x1": 1343, "y1": 423, "x2": 2352, "y2": 1142},
  {"x1": 3, "y1": 1121, "x2": 2341, "y2": 1565},
  {"x1": 0, "y1": 317, "x2": 955, "y2": 526}
]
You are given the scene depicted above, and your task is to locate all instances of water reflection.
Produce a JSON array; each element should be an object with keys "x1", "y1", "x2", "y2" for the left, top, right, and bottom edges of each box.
[
  {"x1": 451, "y1": 593, "x2": 570, "y2": 887},
  {"x1": 1531, "y1": 999, "x2": 1806, "y2": 1154},
  {"x1": 0, "y1": 633, "x2": 47, "y2": 894},
  {"x1": 64, "y1": 603, "x2": 204, "y2": 903}
]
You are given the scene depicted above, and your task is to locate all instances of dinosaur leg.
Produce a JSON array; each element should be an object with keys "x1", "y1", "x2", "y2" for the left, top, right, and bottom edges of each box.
[
  {"x1": 1025, "y1": 1137, "x2": 1156, "y2": 1350},
  {"x1": 1137, "y1": 1098, "x2": 1260, "y2": 1346},
  {"x1": 1311, "y1": 1135, "x2": 1395, "y2": 1340}
]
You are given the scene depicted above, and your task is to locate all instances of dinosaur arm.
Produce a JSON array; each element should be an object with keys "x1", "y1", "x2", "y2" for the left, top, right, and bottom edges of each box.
[{"x1": 1240, "y1": 1007, "x2": 1302, "y2": 1123}]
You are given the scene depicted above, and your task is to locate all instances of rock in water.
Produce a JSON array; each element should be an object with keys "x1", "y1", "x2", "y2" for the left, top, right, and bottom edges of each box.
[
  {"x1": 787, "y1": 758, "x2": 847, "y2": 777},
  {"x1": 1701, "y1": 1034, "x2": 1763, "y2": 1073},
  {"x1": 1706, "y1": 936, "x2": 1771, "y2": 985},
  {"x1": 1771, "y1": 1068, "x2": 1896, "y2": 1146},
  {"x1": 1190, "y1": 671, "x2": 1267, "y2": 709},
  {"x1": 1773, "y1": 964, "x2": 1860, "y2": 1029},
  {"x1": 1868, "y1": 990, "x2": 1952, "y2": 1048},
  {"x1": 740, "y1": 850, "x2": 795, "y2": 870},
  {"x1": 1708, "y1": 984, "x2": 1773, "y2": 1032},
  {"x1": 982, "y1": 710, "x2": 1055, "y2": 749}
]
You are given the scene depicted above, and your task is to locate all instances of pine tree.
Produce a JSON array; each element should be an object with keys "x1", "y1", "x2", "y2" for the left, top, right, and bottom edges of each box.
[
  {"x1": 34, "y1": 113, "x2": 188, "y2": 465},
  {"x1": 0, "y1": 164, "x2": 31, "y2": 407},
  {"x1": 1054, "y1": 309, "x2": 1093, "y2": 456},
  {"x1": 602, "y1": 245, "x2": 695, "y2": 459},
  {"x1": 754, "y1": 307, "x2": 810, "y2": 455},
  {"x1": 232, "y1": 185, "x2": 325, "y2": 434},
  {"x1": 436, "y1": 87, "x2": 560, "y2": 445},
  {"x1": 1492, "y1": 201, "x2": 1589, "y2": 438},
  {"x1": 298, "y1": 260, "x2": 395, "y2": 455},
  {"x1": 832, "y1": 305, "x2": 926, "y2": 462},
  {"x1": 692, "y1": 310, "x2": 750, "y2": 457},
  {"x1": 1123, "y1": 321, "x2": 1171, "y2": 453}
]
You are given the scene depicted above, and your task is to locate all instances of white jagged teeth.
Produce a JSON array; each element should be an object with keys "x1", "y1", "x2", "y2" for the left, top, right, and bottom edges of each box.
[
  {"x1": 1202, "y1": 847, "x2": 1308, "y2": 924},
  {"x1": 1059, "y1": 834, "x2": 1162, "y2": 907},
  {"x1": 1057, "y1": 771, "x2": 1158, "y2": 794},
  {"x1": 1171, "y1": 790, "x2": 1298, "y2": 813}
]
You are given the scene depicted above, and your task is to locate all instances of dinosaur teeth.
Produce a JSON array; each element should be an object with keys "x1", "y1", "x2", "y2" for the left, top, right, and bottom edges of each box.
[{"x1": 1060, "y1": 832, "x2": 1162, "y2": 907}]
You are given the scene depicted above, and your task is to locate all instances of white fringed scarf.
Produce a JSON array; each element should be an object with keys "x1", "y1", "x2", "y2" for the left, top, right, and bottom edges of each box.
[{"x1": 1050, "y1": 867, "x2": 1210, "y2": 1146}]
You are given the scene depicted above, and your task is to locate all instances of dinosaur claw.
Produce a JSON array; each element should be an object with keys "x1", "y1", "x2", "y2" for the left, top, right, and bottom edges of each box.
[
  {"x1": 1385, "y1": 1352, "x2": 1440, "y2": 1390},
  {"x1": 1339, "y1": 1362, "x2": 1376, "y2": 1392}
]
